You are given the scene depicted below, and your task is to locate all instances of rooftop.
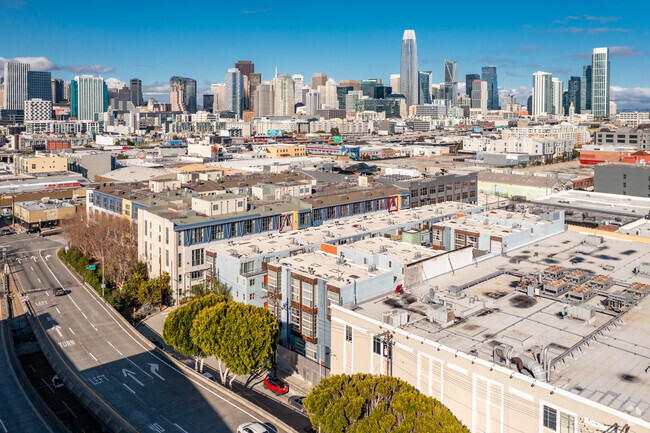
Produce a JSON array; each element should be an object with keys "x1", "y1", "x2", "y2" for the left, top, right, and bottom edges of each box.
[
  {"x1": 352, "y1": 230, "x2": 650, "y2": 421},
  {"x1": 533, "y1": 190, "x2": 650, "y2": 217}
]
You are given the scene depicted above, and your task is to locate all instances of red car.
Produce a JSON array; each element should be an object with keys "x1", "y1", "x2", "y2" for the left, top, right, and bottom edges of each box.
[{"x1": 263, "y1": 377, "x2": 288, "y2": 395}]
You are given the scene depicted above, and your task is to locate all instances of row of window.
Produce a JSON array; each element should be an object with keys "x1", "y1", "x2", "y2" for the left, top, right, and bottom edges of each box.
[{"x1": 410, "y1": 181, "x2": 476, "y2": 198}]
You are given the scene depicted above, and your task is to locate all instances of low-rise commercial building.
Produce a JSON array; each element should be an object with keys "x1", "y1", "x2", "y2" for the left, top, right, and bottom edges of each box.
[
  {"x1": 14, "y1": 154, "x2": 68, "y2": 175},
  {"x1": 14, "y1": 198, "x2": 83, "y2": 229},
  {"x1": 594, "y1": 162, "x2": 650, "y2": 198}
]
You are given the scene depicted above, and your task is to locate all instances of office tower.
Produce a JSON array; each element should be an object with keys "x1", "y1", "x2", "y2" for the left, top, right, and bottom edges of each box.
[
  {"x1": 609, "y1": 101, "x2": 617, "y2": 116},
  {"x1": 70, "y1": 75, "x2": 108, "y2": 120},
  {"x1": 203, "y1": 94, "x2": 214, "y2": 113},
  {"x1": 225, "y1": 68, "x2": 244, "y2": 117},
  {"x1": 418, "y1": 71, "x2": 432, "y2": 104},
  {"x1": 305, "y1": 90, "x2": 320, "y2": 115},
  {"x1": 26, "y1": 71, "x2": 52, "y2": 102},
  {"x1": 345, "y1": 90, "x2": 363, "y2": 112},
  {"x1": 3, "y1": 62, "x2": 29, "y2": 110},
  {"x1": 63, "y1": 83, "x2": 70, "y2": 102},
  {"x1": 526, "y1": 95, "x2": 533, "y2": 114},
  {"x1": 340, "y1": 80, "x2": 361, "y2": 91},
  {"x1": 592, "y1": 47, "x2": 610, "y2": 117},
  {"x1": 551, "y1": 78, "x2": 563, "y2": 116},
  {"x1": 336, "y1": 86, "x2": 353, "y2": 110},
  {"x1": 253, "y1": 83, "x2": 273, "y2": 117},
  {"x1": 24, "y1": 98, "x2": 52, "y2": 121},
  {"x1": 318, "y1": 81, "x2": 338, "y2": 109},
  {"x1": 532, "y1": 71, "x2": 553, "y2": 115},
  {"x1": 0, "y1": 83, "x2": 3, "y2": 109},
  {"x1": 390, "y1": 74, "x2": 400, "y2": 95},
  {"x1": 235, "y1": 60, "x2": 254, "y2": 77},
  {"x1": 51, "y1": 79, "x2": 64, "y2": 103},
  {"x1": 273, "y1": 73, "x2": 295, "y2": 116},
  {"x1": 443, "y1": 60, "x2": 458, "y2": 105},
  {"x1": 400, "y1": 30, "x2": 418, "y2": 106},
  {"x1": 501, "y1": 94, "x2": 517, "y2": 107},
  {"x1": 248, "y1": 73, "x2": 261, "y2": 112},
  {"x1": 169, "y1": 76, "x2": 197, "y2": 113},
  {"x1": 292, "y1": 75, "x2": 305, "y2": 104},
  {"x1": 211, "y1": 83, "x2": 226, "y2": 111},
  {"x1": 130, "y1": 78, "x2": 143, "y2": 106},
  {"x1": 580, "y1": 65, "x2": 592, "y2": 114},
  {"x1": 465, "y1": 74, "x2": 480, "y2": 97},
  {"x1": 481, "y1": 66, "x2": 498, "y2": 110},
  {"x1": 566, "y1": 76, "x2": 581, "y2": 114},
  {"x1": 471, "y1": 80, "x2": 488, "y2": 114},
  {"x1": 311, "y1": 73, "x2": 328, "y2": 90}
]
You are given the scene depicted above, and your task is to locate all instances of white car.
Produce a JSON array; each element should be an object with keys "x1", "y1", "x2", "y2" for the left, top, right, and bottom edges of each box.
[{"x1": 237, "y1": 422, "x2": 270, "y2": 433}]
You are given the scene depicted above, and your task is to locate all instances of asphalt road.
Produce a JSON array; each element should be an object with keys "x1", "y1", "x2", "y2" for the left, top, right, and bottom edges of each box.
[
  {"x1": 7, "y1": 234, "x2": 291, "y2": 433},
  {"x1": 0, "y1": 296, "x2": 57, "y2": 433}
]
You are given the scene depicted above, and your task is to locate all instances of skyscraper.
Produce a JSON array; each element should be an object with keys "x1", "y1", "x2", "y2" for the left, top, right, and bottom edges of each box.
[
  {"x1": 225, "y1": 68, "x2": 244, "y2": 117},
  {"x1": 566, "y1": 76, "x2": 581, "y2": 114},
  {"x1": 211, "y1": 83, "x2": 226, "y2": 112},
  {"x1": 169, "y1": 76, "x2": 197, "y2": 113},
  {"x1": 274, "y1": 73, "x2": 295, "y2": 116},
  {"x1": 203, "y1": 94, "x2": 214, "y2": 113},
  {"x1": 443, "y1": 60, "x2": 458, "y2": 105},
  {"x1": 27, "y1": 71, "x2": 52, "y2": 101},
  {"x1": 532, "y1": 71, "x2": 553, "y2": 116},
  {"x1": 51, "y1": 78, "x2": 64, "y2": 103},
  {"x1": 311, "y1": 73, "x2": 328, "y2": 90},
  {"x1": 305, "y1": 90, "x2": 320, "y2": 116},
  {"x1": 292, "y1": 74, "x2": 305, "y2": 104},
  {"x1": 235, "y1": 61, "x2": 254, "y2": 77},
  {"x1": 580, "y1": 65, "x2": 592, "y2": 114},
  {"x1": 465, "y1": 74, "x2": 480, "y2": 97},
  {"x1": 591, "y1": 47, "x2": 610, "y2": 117},
  {"x1": 130, "y1": 78, "x2": 143, "y2": 106},
  {"x1": 389, "y1": 74, "x2": 401, "y2": 95},
  {"x1": 551, "y1": 77, "x2": 563, "y2": 116},
  {"x1": 481, "y1": 66, "x2": 498, "y2": 110},
  {"x1": 418, "y1": 71, "x2": 431, "y2": 104},
  {"x1": 400, "y1": 30, "x2": 418, "y2": 106},
  {"x1": 3, "y1": 62, "x2": 29, "y2": 110},
  {"x1": 249, "y1": 73, "x2": 261, "y2": 113},
  {"x1": 471, "y1": 80, "x2": 488, "y2": 114},
  {"x1": 254, "y1": 83, "x2": 274, "y2": 117},
  {"x1": 340, "y1": 80, "x2": 361, "y2": 91},
  {"x1": 70, "y1": 75, "x2": 108, "y2": 120}
]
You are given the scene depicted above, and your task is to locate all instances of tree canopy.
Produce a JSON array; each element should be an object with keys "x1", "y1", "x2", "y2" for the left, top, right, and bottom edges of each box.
[
  {"x1": 304, "y1": 373, "x2": 469, "y2": 433},
  {"x1": 190, "y1": 302, "x2": 279, "y2": 385},
  {"x1": 162, "y1": 294, "x2": 229, "y2": 369}
]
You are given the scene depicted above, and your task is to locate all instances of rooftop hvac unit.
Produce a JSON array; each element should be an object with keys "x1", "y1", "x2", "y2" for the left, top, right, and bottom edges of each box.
[
  {"x1": 368, "y1": 264, "x2": 377, "y2": 272},
  {"x1": 584, "y1": 234, "x2": 603, "y2": 245},
  {"x1": 636, "y1": 262, "x2": 650, "y2": 276},
  {"x1": 379, "y1": 245, "x2": 388, "y2": 253},
  {"x1": 562, "y1": 303, "x2": 595, "y2": 323},
  {"x1": 382, "y1": 309, "x2": 408, "y2": 327},
  {"x1": 426, "y1": 304, "x2": 454, "y2": 327}
]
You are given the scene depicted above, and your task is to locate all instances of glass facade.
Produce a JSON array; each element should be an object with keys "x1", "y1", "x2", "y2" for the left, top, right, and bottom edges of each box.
[
  {"x1": 400, "y1": 30, "x2": 418, "y2": 106},
  {"x1": 591, "y1": 48, "x2": 610, "y2": 117},
  {"x1": 418, "y1": 71, "x2": 431, "y2": 104},
  {"x1": 565, "y1": 76, "x2": 581, "y2": 114},
  {"x1": 28, "y1": 71, "x2": 52, "y2": 101},
  {"x1": 465, "y1": 74, "x2": 480, "y2": 97},
  {"x1": 481, "y1": 66, "x2": 499, "y2": 110},
  {"x1": 580, "y1": 65, "x2": 592, "y2": 114}
]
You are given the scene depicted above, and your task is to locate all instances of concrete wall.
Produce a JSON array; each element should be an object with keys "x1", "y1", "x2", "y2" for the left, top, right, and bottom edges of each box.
[{"x1": 594, "y1": 164, "x2": 650, "y2": 198}]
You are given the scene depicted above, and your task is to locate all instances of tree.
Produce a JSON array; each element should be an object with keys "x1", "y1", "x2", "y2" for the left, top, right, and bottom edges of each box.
[
  {"x1": 162, "y1": 294, "x2": 229, "y2": 371},
  {"x1": 304, "y1": 374, "x2": 469, "y2": 433},
  {"x1": 330, "y1": 127, "x2": 340, "y2": 136},
  {"x1": 191, "y1": 302, "x2": 279, "y2": 387}
]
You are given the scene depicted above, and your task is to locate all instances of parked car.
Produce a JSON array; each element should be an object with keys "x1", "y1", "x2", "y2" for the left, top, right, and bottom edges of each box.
[
  {"x1": 53, "y1": 288, "x2": 66, "y2": 296},
  {"x1": 1, "y1": 228, "x2": 12, "y2": 236},
  {"x1": 202, "y1": 372, "x2": 216, "y2": 382},
  {"x1": 263, "y1": 376, "x2": 289, "y2": 395},
  {"x1": 237, "y1": 422, "x2": 269, "y2": 433},
  {"x1": 288, "y1": 395, "x2": 306, "y2": 412},
  {"x1": 26, "y1": 227, "x2": 40, "y2": 234}
]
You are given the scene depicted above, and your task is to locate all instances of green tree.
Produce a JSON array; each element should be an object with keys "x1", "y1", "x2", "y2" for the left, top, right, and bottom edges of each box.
[
  {"x1": 191, "y1": 302, "x2": 279, "y2": 387},
  {"x1": 304, "y1": 374, "x2": 469, "y2": 433},
  {"x1": 162, "y1": 294, "x2": 229, "y2": 371}
]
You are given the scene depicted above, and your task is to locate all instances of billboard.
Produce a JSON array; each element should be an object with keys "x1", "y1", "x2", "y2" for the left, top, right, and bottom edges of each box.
[{"x1": 267, "y1": 129, "x2": 283, "y2": 137}]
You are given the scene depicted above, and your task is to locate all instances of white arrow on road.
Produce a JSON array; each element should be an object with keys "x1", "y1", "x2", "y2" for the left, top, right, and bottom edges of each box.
[
  {"x1": 122, "y1": 369, "x2": 144, "y2": 387},
  {"x1": 148, "y1": 363, "x2": 166, "y2": 381},
  {"x1": 44, "y1": 254, "x2": 51, "y2": 260}
]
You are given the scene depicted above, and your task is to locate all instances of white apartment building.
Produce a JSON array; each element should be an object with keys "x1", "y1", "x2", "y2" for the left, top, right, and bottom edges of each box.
[
  {"x1": 464, "y1": 136, "x2": 572, "y2": 160},
  {"x1": 502, "y1": 123, "x2": 591, "y2": 146},
  {"x1": 24, "y1": 98, "x2": 53, "y2": 121}
]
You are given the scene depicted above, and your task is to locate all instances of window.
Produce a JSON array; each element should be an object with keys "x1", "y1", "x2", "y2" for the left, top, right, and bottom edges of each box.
[
  {"x1": 438, "y1": 185, "x2": 444, "y2": 193},
  {"x1": 290, "y1": 307, "x2": 300, "y2": 332},
  {"x1": 559, "y1": 412, "x2": 575, "y2": 433},
  {"x1": 327, "y1": 290, "x2": 339, "y2": 316},
  {"x1": 240, "y1": 261, "x2": 254, "y2": 275},
  {"x1": 212, "y1": 225, "x2": 225, "y2": 240},
  {"x1": 299, "y1": 212, "x2": 310, "y2": 226},
  {"x1": 302, "y1": 283, "x2": 314, "y2": 308},
  {"x1": 165, "y1": 228, "x2": 169, "y2": 244},
  {"x1": 178, "y1": 253, "x2": 182, "y2": 267},
  {"x1": 249, "y1": 293, "x2": 255, "y2": 300},
  {"x1": 305, "y1": 341, "x2": 317, "y2": 361},
  {"x1": 302, "y1": 313, "x2": 315, "y2": 339},
  {"x1": 421, "y1": 187, "x2": 427, "y2": 196},
  {"x1": 340, "y1": 205, "x2": 349, "y2": 217},
  {"x1": 190, "y1": 270, "x2": 202, "y2": 280},
  {"x1": 313, "y1": 209, "x2": 323, "y2": 221},
  {"x1": 190, "y1": 227, "x2": 204, "y2": 244},
  {"x1": 191, "y1": 248, "x2": 204, "y2": 266},
  {"x1": 212, "y1": 204, "x2": 219, "y2": 211},
  {"x1": 327, "y1": 207, "x2": 336, "y2": 219},
  {"x1": 345, "y1": 325, "x2": 352, "y2": 342},
  {"x1": 373, "y1": 336, "x2": 387, "y2": 357},
  {"x1": 353, "y1": 203, "x2": 362, "y2": 214},
  {"x1": 291, "y1": 278, "x2": 300, "y2": 303},
  {"x1": 411, "y1": 189, "x2": 418, "y2": 197},
  {"x1": 237, "y1": 201, "x2": 244, "y2": 208},
  {"x1": 543, "y1": 405, "x2": 557, "y2": 430},
  {"x1": 262, "y1": 217, "x2": 273, "y2": 231},
  {"x1": 243, "y1": 219, "x2": 254, "y2": 234},
  {"x1": 249, "y1": 279, "x2": 255, "y2": 286},
  {"x1": 230, "y1": 222, "x2": 239, "y2": 237},
  {"x1": 165, "y1": 250, "x2": 169, "y2": 267}
]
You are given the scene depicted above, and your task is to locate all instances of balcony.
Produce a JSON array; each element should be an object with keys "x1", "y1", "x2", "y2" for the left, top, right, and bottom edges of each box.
[{"x1": 240, "y1": 268, "x2": 267, "y2": 278}]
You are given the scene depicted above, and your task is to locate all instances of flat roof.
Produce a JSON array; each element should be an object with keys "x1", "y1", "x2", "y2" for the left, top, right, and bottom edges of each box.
[
  {"x1": 16, "y1": 199, "x2": 79, "y2": 211},
  {"x1": 272, "y1": 252, "x2": 389, "y2": 285},
  {"x1": 352, "y1": 230, "x2": 650, "y2": 421},
  {"x1": 340, "y1": 237, "x2": 447, "y2": 264},
  {"x1": 533, "y1": 190, "x2": 650, "y2": 217}
]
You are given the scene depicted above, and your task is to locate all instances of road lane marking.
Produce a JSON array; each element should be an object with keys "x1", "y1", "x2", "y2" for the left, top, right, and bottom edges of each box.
[
  {"x1": 174, "y1": 423, "x2": 188, "y2": 433},
  {"x1": 88, "y1": 352, "x2": 97, "y2": 362},
  {"x1": 122, "y1": 383, "x2": 136, "y2": 395},
  {"x1": 69, "y1": 327, "x2": 75, "y2": 335},
  {"x1": 55, "y1": 307, "x2": 61, "y2": 314},
  {"x1": 54, "y1": 326, "x2": 63, "y2": 337},
  {"x1": 122, "y1": 369, "x2": 145, "y2": 387},
  {"x1": 148, "y1": 363, "x2": 166, "y2": 381},
  {"x1": 107, "y1": 341, "x2": 123, "y2": 356},
  {"x1": 148, "y1": 423, "x2": 165, "y2": 432},
  {"x1": 88, "y1": 374, "x2": 108, "y2": 385},
  {"x1": 0, "y1": 419, "x2": 7, "y2": 433},
  {"x1": 45, "y1": 291, "x2": 49, "y2": 296},
  {"x1": 37, "y1": 277, "x2": 42, "y2": 283},
  {"x1": 58, "y1": 340, "x2": 75, "y2": 348}
]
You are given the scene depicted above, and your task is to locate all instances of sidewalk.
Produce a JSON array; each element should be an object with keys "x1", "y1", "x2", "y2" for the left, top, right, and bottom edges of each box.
[{"x1": 138, "y1": 310, "x2": 315, "y2": 433}]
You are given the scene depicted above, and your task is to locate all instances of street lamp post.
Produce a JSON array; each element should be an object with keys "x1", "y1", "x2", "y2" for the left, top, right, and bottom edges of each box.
[{"x1": 101, "y1": 256, "x2": 105, "y2": 298}]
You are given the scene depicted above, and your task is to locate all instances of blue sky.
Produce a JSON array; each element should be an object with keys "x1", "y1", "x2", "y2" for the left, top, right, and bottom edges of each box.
[{"x1": 2, "y1": 0, "x2": 649, "y2": 108}]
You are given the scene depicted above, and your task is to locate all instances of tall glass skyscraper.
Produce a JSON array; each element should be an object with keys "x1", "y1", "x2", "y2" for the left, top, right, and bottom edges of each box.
[
  {"x1": 481, "y1": 66, "x2": 499, "y2": 110},
  {"x1": 566, "y1": 76, "x2": 581, "y2": 114},
  {"x1": 443, "y1": 60, "x2": 458, "y2": 105},
  {"x1": 169, "y1": 76, "x2": 197, "y2": 113},
  {"x1": 225, "y1": 68, "x2": 244, "y2": 117},
  {"x1": 400, "y1": 30, "x2": 418, "y2": 107},
  {"x1": 27, "y1": 71, "x2": 52, "y2": 101},
  {"x1": 70, "y1": 75, "x2": 108, "y2": 120},
  {"x1": 465, "y1": 74, "x2": 480, "y2": 97},
  {"x1": 532, "y1": 71, "x2": 553, "y2": 115},
  {"x1": 580, "y1": 65, "x2": 592, "y2": 114},
  {"x1": 591, "y1": 47, "x2": 610, "y2": 117},
  {"x1": 418, "y1": 71, "x2": 431, "y2": 104},
  {"x1": 3, "y1": 62, "x2": 29, "y2": 110}
]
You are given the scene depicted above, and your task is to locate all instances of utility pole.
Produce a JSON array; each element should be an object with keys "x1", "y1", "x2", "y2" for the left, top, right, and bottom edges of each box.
[
  {"x1": 386, "y1": 332, "x2": 391, "y2": 376},
  {"x1": 159, "y1": 254, "x2": 162, "y2": 309},
  {"x1": 101, "y1": 256, "x2": 105, "y2": 298}
]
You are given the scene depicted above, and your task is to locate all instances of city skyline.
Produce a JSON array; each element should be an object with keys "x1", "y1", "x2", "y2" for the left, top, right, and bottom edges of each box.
[{"x1": 1, "y1": 1, "x2": 649, "y2": 108}]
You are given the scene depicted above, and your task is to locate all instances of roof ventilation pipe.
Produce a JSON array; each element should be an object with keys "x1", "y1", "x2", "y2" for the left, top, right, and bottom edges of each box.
[{"x1": 493, "y1": 344, "x2": 546, "y2": 381}]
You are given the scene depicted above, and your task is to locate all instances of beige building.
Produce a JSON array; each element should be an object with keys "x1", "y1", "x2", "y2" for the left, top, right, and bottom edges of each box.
[
  {"x1": 330, "y1": 229, "x2": 650, "y2": 433},
  {"x1": 14, "y1": 154, "x2": 68, "y2": 175},
  {"x1": 14, "y1": 198, "x2": 82, "y2": 228}
]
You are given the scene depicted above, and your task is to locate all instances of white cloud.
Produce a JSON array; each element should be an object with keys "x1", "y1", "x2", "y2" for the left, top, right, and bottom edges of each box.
[
  {"x1": 499, "y1": 86, "x2": 532, "y2": 104},
  {"x1": 0, "y1": 56, "x2": 114, "y2": 74},
  {"x1": 105, "y1": 77, "x2": 126, "y2": 89},
  {"x1": 611, "y1": 86, "x2": 650, "y2": 108}
]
